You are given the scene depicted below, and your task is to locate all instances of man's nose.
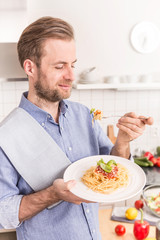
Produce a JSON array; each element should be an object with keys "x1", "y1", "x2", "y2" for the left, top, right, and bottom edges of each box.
[{"x1": 65, "y1": 67, "x2": 75, "y2": 82}]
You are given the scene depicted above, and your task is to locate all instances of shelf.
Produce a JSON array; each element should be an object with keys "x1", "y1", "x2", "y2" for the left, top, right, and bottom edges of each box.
[{"x1": 73, "y1": 82, "x2": 160, "y2": 90}]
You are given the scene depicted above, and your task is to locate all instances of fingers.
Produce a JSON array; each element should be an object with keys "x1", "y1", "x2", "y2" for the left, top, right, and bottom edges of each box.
[
  {"x1": 118, "y1": 115, "x2": 145, "y2": 129},
  {"x1": 124, "y1": 112, "x2": 138, "y2": 118},
  {"x1": 139, "y1": 116, "x2": 154, "y2": 125},
  {"x1": 123, "y1": 112, "x2": 154, "y2": 126},
  {"x1": 64, "y1": 180, "x2": 95, "y2": 204},
  {"x1": 66, "y1": 180, "x2": 76, "y2": 190},
  {"x1": 117, "y1": 122, "x2": 144, "y2": 135}
]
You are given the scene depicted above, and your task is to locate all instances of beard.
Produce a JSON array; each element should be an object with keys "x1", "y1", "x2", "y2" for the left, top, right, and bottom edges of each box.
[{"x1": 34, "y1": 68, "x2": 72, "y2": 102}]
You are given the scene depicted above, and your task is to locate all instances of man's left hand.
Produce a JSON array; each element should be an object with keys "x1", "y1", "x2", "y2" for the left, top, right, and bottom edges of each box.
[{"x1": 116, "y1": 112, "x2": 154, "y2": 143}]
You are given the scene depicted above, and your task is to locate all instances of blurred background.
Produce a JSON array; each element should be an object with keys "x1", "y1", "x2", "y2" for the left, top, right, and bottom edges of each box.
[{"x1": 0, "y1": 0, "x2": 160, "y2": 155}]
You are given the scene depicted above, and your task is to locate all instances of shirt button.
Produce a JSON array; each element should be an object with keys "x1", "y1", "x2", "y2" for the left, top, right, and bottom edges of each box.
[
  {"x1": 68, "y1": 147, "x2": 72, "y2": 151},
  {"x1": 86, "y1": 209, "x2": 90, "y2": 213},
  {"x1": 61, "y1": 127, "x2": 64, "y2": 131},
  {"x1": 92, "y1": 229, "x2": 95, "y2": 234},
  {"x1": 41, "y1": 122, "x2": 45, "y2": 126},
  {"x1": 47, "y1": 114, "x2": 51, "y2": 119}
]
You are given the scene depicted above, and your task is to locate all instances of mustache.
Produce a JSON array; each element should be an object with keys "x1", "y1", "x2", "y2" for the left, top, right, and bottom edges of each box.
[{"x1": 59, "y1": 80, "x2": 73, "y2": 86}]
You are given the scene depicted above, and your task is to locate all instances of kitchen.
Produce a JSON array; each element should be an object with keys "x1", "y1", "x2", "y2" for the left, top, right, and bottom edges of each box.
[{"x1": 0, "y1": 0, "x2": 160, "y2": 239}]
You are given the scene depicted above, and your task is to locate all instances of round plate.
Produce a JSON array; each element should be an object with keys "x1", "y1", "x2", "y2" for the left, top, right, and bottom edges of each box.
[
  {"x1": 130, "y1": 21, "x2": 160, "y2": 54},
  {"x1": 63, "y1": 155, "x2": 146, "y2": 203}
]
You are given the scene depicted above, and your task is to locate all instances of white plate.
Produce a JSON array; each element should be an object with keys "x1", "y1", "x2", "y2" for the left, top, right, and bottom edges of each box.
[
  {"x1": 63, "y1": 155, "x2": 146, "y2": 203},
  {"x1": 130, "y1": 21, "x2": 160, "y2": 54}
]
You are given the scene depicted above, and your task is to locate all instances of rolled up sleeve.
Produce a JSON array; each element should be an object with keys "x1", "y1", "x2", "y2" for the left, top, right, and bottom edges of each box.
[
  {"x1": 0, "y1": 195, "x2": 23, "y2": 229},
  {"x1": 0, "y1": 148, "x2": 24, "y2": 229}
]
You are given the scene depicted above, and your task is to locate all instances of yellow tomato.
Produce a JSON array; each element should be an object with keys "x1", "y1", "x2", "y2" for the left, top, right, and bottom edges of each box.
[{"x1": 125, "y1": 207, "x2": 138, "y2": 220}]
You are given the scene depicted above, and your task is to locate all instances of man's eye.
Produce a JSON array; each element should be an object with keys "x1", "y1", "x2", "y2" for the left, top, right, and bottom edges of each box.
[
  {"x1": 71, "y1": 65, "x2": 75, "y2": 68},
  {"x1": 55, "y1": 65, "x2": 63, "y2": 69}
]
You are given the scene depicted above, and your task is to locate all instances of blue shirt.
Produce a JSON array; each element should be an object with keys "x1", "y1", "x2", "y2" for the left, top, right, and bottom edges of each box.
[{"x1": 0, "y1": 92, "x2": 113, "y2": 240}]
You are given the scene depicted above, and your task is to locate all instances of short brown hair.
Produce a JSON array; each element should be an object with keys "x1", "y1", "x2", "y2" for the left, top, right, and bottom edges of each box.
[{"x1": 17, "y1": 16, "x2": 74, "y2": 68}]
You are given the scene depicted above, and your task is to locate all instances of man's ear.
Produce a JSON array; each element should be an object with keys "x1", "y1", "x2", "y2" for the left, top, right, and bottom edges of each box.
[{"x1": 23, "y1": 59, "x2": 35, "y2": 76}]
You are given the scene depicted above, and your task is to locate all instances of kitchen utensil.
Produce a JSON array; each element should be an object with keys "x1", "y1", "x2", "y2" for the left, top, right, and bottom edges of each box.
[
  {"x1": 79, "y1": 67, "x2": 97, "y2": 84},
  {"x1": 107, "y1": 125, "x2": 116, "y2": 144},
  {"x1": 87, "y1": 66, "x2": 96, "y2": 73},
  {"x1": 102, "y1": 115, "x2": 148, "y2": 120},
  {"x1": 104, "y1": 75, "x2": 120, "y2": 84}
]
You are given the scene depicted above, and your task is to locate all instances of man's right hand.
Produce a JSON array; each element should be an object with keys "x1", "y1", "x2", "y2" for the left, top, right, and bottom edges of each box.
[
  {"x1": 19, "y1": 178, "x2": 93, "y2": 223},
  {"x1": 52, "y1": 179, "x2": 93, "y2": 204}
]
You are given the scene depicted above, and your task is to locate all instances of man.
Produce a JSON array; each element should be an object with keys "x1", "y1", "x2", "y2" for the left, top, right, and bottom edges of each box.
[{"x1": 0, "y1": 16, "x2": 153, "y2": 240}]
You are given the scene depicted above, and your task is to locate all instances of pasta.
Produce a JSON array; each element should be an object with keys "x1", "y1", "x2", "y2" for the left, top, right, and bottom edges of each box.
[
  {"x1": 93, "y1": 110, "x2": 102, "y2": 121},
  {"x1": 81, "y1": 162, "x2": 129, "y2": 194},
  {"x1": 90, "y1": 108, "x2": 102, "y2": 125}
]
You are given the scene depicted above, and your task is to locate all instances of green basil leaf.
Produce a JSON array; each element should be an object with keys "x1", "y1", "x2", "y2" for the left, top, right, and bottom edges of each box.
[
  {"x1": 100, "y1": 163, "x2": 112, "y2": 173},
  {"x1": 97, "y1": 158, "x2": 105, "y2": 166},
  {"x1": 107, "y1": 160, "x2": 117, "y2": 167},
  {"x1": 90, "y1": 108, "x2": 95, "y2": 114}
]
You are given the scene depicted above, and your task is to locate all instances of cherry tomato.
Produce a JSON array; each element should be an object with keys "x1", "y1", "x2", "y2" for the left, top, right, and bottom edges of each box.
[
  {"x1": 144, "y1": 152, "x2": 154, "y2": 160},
  {"x1": 156, "y1": 157, "x2": 160, "y2": 167},
  {"x1": 150, "y1": 157, "x2": 157, "y2": 165},
  {"x1": 115, "y1": 224, "x2": 126, "y2": 236},
  {"x1": 135, "y1": 200, "x2": 144, "y2": 210}
]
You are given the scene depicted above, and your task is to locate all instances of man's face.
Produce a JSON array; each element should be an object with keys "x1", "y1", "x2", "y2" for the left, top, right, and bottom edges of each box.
[{"x1": 34, "y1": 38, "x2": 76, "y2": 102}]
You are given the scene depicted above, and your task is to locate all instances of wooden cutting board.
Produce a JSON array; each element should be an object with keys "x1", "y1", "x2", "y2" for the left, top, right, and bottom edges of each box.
[{"x1": 107, "y1": 125, "x2": 116, "y2": 144}]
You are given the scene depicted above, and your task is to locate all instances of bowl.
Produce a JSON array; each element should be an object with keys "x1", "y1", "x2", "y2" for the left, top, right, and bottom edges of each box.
[{"x1": 142, "y1": 185, "x2": 160, "y2": 217}]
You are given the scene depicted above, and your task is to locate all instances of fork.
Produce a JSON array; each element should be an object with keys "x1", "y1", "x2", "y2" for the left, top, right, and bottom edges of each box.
[{"x1": 102, "y1": 116, "x2": 148, "y2": 120}]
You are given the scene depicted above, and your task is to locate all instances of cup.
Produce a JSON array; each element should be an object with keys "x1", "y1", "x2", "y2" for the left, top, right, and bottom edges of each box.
[
  {"x1": 156, "y1": 220, "x2": 160, "y2": 240},
  {"x1": 126, "y1": 75, "x2": 139, "y2": 83},
  {"x1": 140, "y1": 74, "x2": 152, "y2": 83},
  {"x1": 104, "y1": 75, "x2": 120, "y2": 84}
]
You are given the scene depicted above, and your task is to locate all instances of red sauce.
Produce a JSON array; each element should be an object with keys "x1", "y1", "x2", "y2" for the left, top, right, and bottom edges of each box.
[{"x1": 95, "y1": 165, "x2": 118, "y2": 179}]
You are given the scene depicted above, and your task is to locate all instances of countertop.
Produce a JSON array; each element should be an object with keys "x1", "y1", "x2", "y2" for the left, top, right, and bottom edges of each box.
[
  {"x1": 141, "y1": 165, "x2": 160, "y2": 186},
  {"x1": 99, "y1": 208, "x2": 156, "y2": 240}
]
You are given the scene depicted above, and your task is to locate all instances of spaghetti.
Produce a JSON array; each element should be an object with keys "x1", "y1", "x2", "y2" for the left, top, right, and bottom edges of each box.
[
  {"x1": 81, "y1": 160, "x2": 129, "y2": 194},
  {"x1": 90, "y1": 108, "x2": 102, "y2": 125}
]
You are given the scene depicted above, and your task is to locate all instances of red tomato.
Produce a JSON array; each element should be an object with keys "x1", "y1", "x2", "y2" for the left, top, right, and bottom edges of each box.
[
  {"x1": 135, "y1": 200, "x2": 144, "y2": 210},
  {"x1": 144, "y1": 151, "x2": 154, "y2": 160},
  {"x1": 150, "y1": 157, "x2": 157, "y2": 165},
  {"x1": 155, "y1": 207, "x2": 160, "y2": 213},
  {"x1": 156, "y1": 157, "x2": 160, "y2": 167},
  {"x1": 115, "y1": 224, "x2": 126, "y2": 236}
]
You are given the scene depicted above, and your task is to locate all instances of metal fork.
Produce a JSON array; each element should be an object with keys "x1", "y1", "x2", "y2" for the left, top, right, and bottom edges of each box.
[{"x1": 102, "y1": 116, "x2": 148, "y2": 120}]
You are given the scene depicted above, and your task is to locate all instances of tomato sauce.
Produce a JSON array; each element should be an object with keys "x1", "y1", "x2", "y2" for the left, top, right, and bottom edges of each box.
[{"x1": 95, "y1": 165, "x2": 118, "y2": 179}]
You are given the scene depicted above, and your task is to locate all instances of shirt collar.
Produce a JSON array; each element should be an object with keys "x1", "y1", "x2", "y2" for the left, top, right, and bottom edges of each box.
[{"x1": 19, "y1": 91, "x2": 68, "y2": 123}]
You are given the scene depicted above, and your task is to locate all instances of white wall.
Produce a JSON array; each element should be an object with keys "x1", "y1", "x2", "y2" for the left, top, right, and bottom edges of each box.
[
  {"x1": 27, "y1": 0, "x2": 160, "y2": 79},
  {"x1": 0, "y1": 0, "x2": 160, "y2": 155}
]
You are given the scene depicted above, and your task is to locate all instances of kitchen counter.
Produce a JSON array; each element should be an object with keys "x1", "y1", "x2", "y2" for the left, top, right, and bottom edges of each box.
[{"x1": 99, "y1": 208, "x2": 156, "y2": 240}]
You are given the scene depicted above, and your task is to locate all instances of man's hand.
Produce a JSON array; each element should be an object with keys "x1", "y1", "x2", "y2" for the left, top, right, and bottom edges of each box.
[
  {"x1": 52, "y1": 179, "x2": 92, "y2": 205},
  {"x1": 111, "y1": 112, "x2": 153, "y2": 159},
  {"x1": 116, "y1": 112, "x2": 153, "y2": 143},
  {"x1": 19, "y1": 178, "x2": 93, "y2": 223}
]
